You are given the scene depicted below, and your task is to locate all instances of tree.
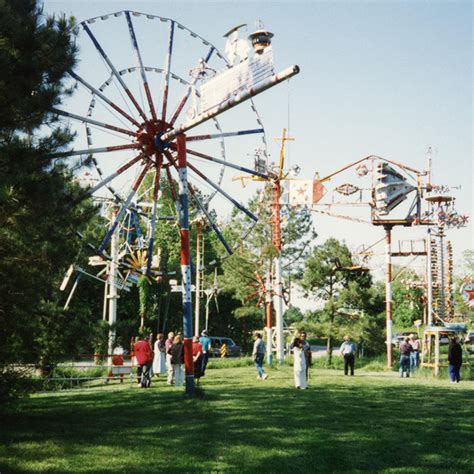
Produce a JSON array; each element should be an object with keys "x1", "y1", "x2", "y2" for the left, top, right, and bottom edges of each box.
[
  {"x1": 222, "y1": 184, "x2": 316, "y2": 345},
  {"x1": 283, "y1": 305, "x2": 304, "y2": 325},
  {"x1": 391, "y1": 268, "x2": 424, "y2": 327},
  {"x1": 301, "y1": 238, "x2": 375, "y2": 363},
  {"x1": 0, "y1": 1, "x2": 94, "y2": 374}
]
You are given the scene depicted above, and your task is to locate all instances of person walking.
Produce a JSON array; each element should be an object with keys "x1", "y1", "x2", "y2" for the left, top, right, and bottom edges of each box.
[
  {"x1": 399, "y1": 337, "x2": 412, "y2": 378},
  {"x1": 340, "y1": 335, "x2": 357, "y2": 376},
  {"x1": 134, "y1": 333, "x2": 154, "y2": 388},
  {"x1": 409, "y1": 334, "x2": 420, "y2": 375},
  {"x1": 192, "y1": 336, "x2": 203, "y2": 385},
  {"x1": 252, "y1": 333, "x2": 268, "y2": 380},
  {"x1": 153, "y1": 333, "x2": 166, "y2": 377},
  {"x1": 199, "y1": 330, "x2": 212, "y2": 376},
  {"x1": 292, "y1": 338, "x2": 307, "y2": 389},
  {"x1": 165, "y1": 331, "x2": 175, "y2": 385},
  {"x1": 448, "y1": 336, "x2": 462, "y2": 383},
  {"x1": 168, "y1": 334, "x2": 185, "y2": 387}
]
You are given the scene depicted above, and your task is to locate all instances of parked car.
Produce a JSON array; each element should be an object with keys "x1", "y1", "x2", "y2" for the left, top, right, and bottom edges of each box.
[
  {"x1": 391, "y1": 332, "x2": 413, "y2": 347},
  {"x1": 209, "y1": 337, "x2": 241, "y2": 357}
]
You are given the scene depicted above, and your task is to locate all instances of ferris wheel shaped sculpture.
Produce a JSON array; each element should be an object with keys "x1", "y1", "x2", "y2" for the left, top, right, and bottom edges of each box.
[{"x1": 54, "y1": 11, "x2": 299, "y2": 393}]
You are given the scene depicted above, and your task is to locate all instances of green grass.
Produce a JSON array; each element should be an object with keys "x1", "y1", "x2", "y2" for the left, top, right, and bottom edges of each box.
[{"x1": 1, "y1": 365, "x2": 473, "y2": 473}]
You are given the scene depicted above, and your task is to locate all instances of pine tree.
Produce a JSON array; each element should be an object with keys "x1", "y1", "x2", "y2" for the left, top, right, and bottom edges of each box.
[{"x1": 0, "y1": 0, "x2": 94, "y2": 370}]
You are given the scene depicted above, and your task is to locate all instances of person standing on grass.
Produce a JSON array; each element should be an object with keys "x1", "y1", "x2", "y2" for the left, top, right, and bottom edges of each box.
[
  {"x1": 290, "y1": 331, "x2": 312, "y2": 382},
  {"x1": 153, "y1": 333, "x2": 166, "y2": 378},
  {"x1": 192, "y1": 336, "x2": 204, "y2": 385},
  {"x1": 168, "y1": 334, "x2": 185, "y2": 387},
  {"x1": 106, "y1": 338, "x2": 125, "y2": 384},
  {"x1": 165, "y1": 331, "x2": 175, "y2": 385},
  {"x1": 134, "y1": 333, "x2": 154, "y2": 388},
  {"x1": 292, "y1": 338, "x2": 307, "y2": 389},
  {"x1": 399, "y1": 337, "x2": 412, "y2": 378},
  {"x1": 340, "y1": 335, "x2": 357, "y2": 376},
  {"x1": 300, "y1": 331, "x2": 312, "y2": 379},
  {"x1": 199, "y1": 330, "x2": 212, "y2": 376},
  {"x1": 252, "y1": 333, "x2": 268, "y2": 380},
  {"x1": 409, "y1": 334, "x2": 420, "y2": 375},
  {"x1": 448, "y1": 336, "x2": 462, "y2": 383}
]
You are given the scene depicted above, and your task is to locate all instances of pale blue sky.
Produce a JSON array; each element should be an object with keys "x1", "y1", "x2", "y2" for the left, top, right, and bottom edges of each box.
[{"x1": 44, "y1": 0, "x2": 472, "y2": 278}]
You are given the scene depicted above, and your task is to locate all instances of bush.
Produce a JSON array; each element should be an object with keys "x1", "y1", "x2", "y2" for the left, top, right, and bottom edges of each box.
[{"x1": 0, "y1": 365, "x2": 38, "y2": 406}]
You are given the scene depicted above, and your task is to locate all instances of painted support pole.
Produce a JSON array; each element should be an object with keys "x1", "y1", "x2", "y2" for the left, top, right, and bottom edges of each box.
[
  {"x1": 107, "y1": 209, "x2": 119, "y2": 365},
  {"x1": 272, "y1": 181, "x2": 284, "y2": 364},
  {"x1": 265, "y1": 265, "x2": 273, "y2": 365},
  {"x1": 274, "y1": 256, "x2": 284, "y2": 363},
  {"x1": 384, "y1": 225, "x2": 393, "y2": 368},
  {"x1": 194, "y1": 221, "x2": 202, "y2": 337},
  {"x1": 176, "y1": 134, "x2": 195, "y2": 395},
  {"x1": 205, "y1": 294, "x2": 210, "y2": 332},
  {"x1": 426, "y1": 228, "x2": 433, "y2": 326},
  {"x1": 434, "y1": 333, "x2": 440, "y2": 376}
]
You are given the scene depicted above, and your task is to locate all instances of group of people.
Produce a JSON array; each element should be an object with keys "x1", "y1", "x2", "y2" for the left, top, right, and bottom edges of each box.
[
  {"x1": 399, "y1": 333, "x2": 463, "y2": 383},
  {"x1": 398, "y1": 334, "x2": 421, "y2": 378},
  {"x1": 253, "y1": 332, "x2": 356, "y2": 390},
  {"x1": 252, "y1": 331, "x2": 314, "y2": 386},
  {"x1": 108, "y1": 330, "x2": 213, "y2": 388},
  {"x1": 111, "y1": 329, "x2": 466, "y2": 388}
]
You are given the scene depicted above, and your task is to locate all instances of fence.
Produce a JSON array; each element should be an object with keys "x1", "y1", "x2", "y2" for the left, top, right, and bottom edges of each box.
[{"x1": 12, "y1": 353, "x2": 142, "y2": 392}]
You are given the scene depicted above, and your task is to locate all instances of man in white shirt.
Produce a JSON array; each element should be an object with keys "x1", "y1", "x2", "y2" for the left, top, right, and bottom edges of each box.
[{"x1": 340, "y1": 335, "x2": 357, "y2": 376}]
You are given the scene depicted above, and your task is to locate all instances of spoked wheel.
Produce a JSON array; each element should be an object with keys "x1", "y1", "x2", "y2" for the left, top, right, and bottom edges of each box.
[{"x1": 55, "y1": 10, "x2": 269, "y2": 269}]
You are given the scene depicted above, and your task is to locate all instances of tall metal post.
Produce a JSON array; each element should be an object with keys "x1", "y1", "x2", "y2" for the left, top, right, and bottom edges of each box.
[
  {"x1": 265, "y1": 263, "x2": 273, "y2": 365},
  {"x1": 205, "y1": 293, "x2": 210, "y2": 332},
  {"x1": 438, "y1": 223, "x2": 446, "y2": 322},
  {"x1": 384, "y1": 225, "x2": 393, "y2": 367},
  {"x1": 107, "y1": 208, "x2": 119, "y2": 363},
  {"x1": 426, "y1": 228, "x2": 433, "y2": 326},
  {"x1": 194, "y1": 221, "x2": 202, "y2": 337},
  {"x1": 177, "y1": 134, "x2": 195, "y2": 395},
  {"x1": 272, "y1": 180, "x2": 284, "y2": 363}
]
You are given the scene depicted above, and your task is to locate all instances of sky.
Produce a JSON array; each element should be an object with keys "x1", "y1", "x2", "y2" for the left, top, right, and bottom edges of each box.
[{"x1": 43, "y1": 0, "x2": 472, "y2": 309}]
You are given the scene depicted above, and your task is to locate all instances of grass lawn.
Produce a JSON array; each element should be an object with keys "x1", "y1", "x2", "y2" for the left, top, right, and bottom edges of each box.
[{"x1": 0, "y1": 365, "x2": 473, "y2": 473}]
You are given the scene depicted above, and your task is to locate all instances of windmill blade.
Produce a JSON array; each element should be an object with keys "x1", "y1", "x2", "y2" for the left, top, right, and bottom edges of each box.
[{"x1": 374, "y1": 162, "x2": 416, "y2": 215}]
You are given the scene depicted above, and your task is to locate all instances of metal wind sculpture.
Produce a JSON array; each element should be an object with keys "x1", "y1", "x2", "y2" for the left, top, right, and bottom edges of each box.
[
  {"x1": 233, "y1": 129, "x2": 297, "y2": 364},
  {"x1": 424, "y1": 191, "x2": 468, "y2": 327},
  {"x1": 55, "y1": 11, "x2": 299, "y2": 394},
  {"x1": 309, "y1": 152, "x2": 468, "y2": 367}
]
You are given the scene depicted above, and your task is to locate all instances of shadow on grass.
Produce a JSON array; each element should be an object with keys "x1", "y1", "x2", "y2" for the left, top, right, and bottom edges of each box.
[{"x1": 0, "y1": 370, "x2": 473, "y2": 473}]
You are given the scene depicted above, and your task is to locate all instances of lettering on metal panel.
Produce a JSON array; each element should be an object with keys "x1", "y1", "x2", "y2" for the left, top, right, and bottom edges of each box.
[{"x1": 200, "y1": 47, "x2": 274, "y2": 112}]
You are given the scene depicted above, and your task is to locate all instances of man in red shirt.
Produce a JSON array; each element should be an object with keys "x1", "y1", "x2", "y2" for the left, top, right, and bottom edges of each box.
[{"x1": 134, "y1": 334, "x2": 154, "y2": 388}]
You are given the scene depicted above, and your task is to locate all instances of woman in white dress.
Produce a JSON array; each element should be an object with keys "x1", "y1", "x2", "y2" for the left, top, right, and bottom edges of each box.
[
  {"x1": 153, "y1": 333, "x2": 166, "y2": 376},
  {"x1": 293, "y1": 338, "x2": 307, "y2": 389}
]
